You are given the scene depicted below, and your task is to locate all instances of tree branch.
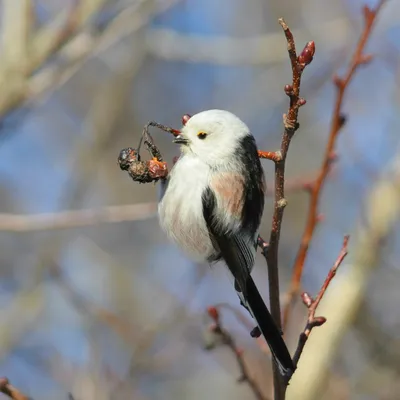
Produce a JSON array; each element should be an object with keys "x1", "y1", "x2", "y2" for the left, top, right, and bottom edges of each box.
[
  {"x1": 0, "y1": 377, "x2": 30, "y2": 400},
  {"x1": 0, "y1": 202, "x2": 157, "y2": 232},
  {"x1": 292, "y1": 235, "x2": 349, "y2": 367},
  {"x1": 282, "y1": 0, "x2": 387, "y2": 329},
  {"x1": 1, "y1": 0, "x2": 32, "y2": 72},
  {"x1": 30, "y1": 0, "x2": 81, "y2": 71},
  {"x1": 263, "y1": 19, "x2": 314, "y2": 398},
  {"x1": 205, "y1": 307, "x2": 270, "y2": 400}
]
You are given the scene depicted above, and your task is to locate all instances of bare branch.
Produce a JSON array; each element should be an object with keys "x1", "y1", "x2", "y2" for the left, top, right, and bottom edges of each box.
[
  {"x1": 292, "y1": 236, "x2": 349, "y2": 366},
  {"x1": 0, "y1": 377, "x2": 30, "y2": 400},
  {"x1": 283, "y1": 0, "x2": 387, "y2": 329},
  {"x1": 206, "y1": 307, "x2": 270, "y2": 400},
  {"x1": 1, "y1": 0, "x2": 32, "y2": 72},
  {"x1": 288, "y1": 159, "x2": 400, "y2": 398},
  {"x1": 30, "y1": 0, "x2": 81, "y2": 71},
  {"x1": 261, "y1": 19, "x2": 314, "y2": 398},
  {"x1": 0, "y1": 203, "x2": 157, "y2": 232}
]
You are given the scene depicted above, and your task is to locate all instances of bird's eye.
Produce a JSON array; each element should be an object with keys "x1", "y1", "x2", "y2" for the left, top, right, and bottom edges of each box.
[{"x1": 197, "y1": 132, "x2": 207, "y2": 140}]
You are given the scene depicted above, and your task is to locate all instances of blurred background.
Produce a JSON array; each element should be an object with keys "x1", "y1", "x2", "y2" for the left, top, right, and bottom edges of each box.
[{"x1": 0, "y1": 0, "x2": 399, "y2": 399}]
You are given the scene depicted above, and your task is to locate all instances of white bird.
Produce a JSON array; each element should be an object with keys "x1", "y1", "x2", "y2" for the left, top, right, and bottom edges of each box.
[{"x1": 158, "y1": 109, "x2": 294, "y2": 379}]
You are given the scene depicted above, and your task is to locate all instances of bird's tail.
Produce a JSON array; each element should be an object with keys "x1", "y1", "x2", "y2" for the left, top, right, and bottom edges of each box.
[{"x1": 243, "y1": 275, "x2": 295, "y2": 380}]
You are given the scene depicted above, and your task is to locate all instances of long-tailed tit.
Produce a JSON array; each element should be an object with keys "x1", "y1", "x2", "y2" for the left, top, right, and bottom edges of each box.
[{"x1": 158, "y1": 109, "x2": 295, "y2": 379}]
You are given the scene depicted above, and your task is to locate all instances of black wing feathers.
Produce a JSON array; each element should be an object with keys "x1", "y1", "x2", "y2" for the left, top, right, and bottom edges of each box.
[
  {"x1": 202, "y1": 187, "x2": 294, "y2": 378},
  {"x1": 202, "y1": 185, "x2": 254, "y2": 290},
  {"x1": 237, "y1": 134, "x2": 265, "y2": 233},
  {"x1": 202, "y1": 134, "x2": 295, "y2": 379}
]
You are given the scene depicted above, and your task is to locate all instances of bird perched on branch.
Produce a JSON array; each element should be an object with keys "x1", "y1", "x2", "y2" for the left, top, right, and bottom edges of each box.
[{"x1": 158, "y1": 109, "x2": 295, "y2": 379}]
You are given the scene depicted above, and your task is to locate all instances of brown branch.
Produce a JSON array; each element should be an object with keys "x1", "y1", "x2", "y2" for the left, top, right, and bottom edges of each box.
[
  {"x1": 292, "y1": 235, "x2": 349, "y2": 367},
  {"x1": 258, "y1": 150, "x2": 282, "y2": 163},
  {"x1": 30, "y1": 0, "x2": 85, "y2": 71},
  {"x1": 0, "y1": 378, "x2": 30, "y2": 400},
  {"x1": 206, "y1": 307, "x2": 270, "y2": 400},
  {"x1": 282, "y1": 0, "x2": 387, "y2": 329},
  {"x1": 263, "y1": 19, "x2": 314, "y2": 397},
  {"x1": 211, "y1": 302, "x2": 273, "y2": 355},
  {"x1": 42, "y1": 0, "x2": 80, "y2": 54}
]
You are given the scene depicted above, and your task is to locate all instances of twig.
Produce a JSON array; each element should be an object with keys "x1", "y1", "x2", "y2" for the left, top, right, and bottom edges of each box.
[
  {"x1": 288, "y1": 161, "x2": 400, "y2": 398},
  {"x1": 1, "y1": 1, "x2": 32, "y2": 71},
  {"x1": 0, "y1": 202, "x2": 157, "y2": 232},
  {"x1": 282, "y1": 0, "x2": 387, "y2": 329},
  {"x1": 258, "y1": 150, "x2": 282, "y2": 163},
  {"x1": 211, "y1": 302, "x2": 273, "y2": 355},
  {"x1": 292, "y1": 235, "x2": 349, "y2": 367},
  {"x1": 30, "y1": 0, "x2": 80, "y2": 70},
  {"x1": 206, "y1": 307, "x2": 270, "y2": 400},
  {"x1": 263, "y1": 19, "x2": 314, "y2": 398},
  {"x1": 0, "y1": 377, "x2": 30, "y2": 400}
]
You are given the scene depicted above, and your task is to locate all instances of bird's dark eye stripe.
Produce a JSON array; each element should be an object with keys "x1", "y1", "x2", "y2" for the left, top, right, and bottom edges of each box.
[{"x1": 197, "y1": 132, "x2": 207, "y2": 140}]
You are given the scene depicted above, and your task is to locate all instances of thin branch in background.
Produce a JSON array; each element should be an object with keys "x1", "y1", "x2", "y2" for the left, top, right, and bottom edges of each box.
[
  {"x1": 49, "y1": 261, "x2": 141, "y2": 345},
  {"x1": 0, "y1": 173, "x2": 318, "y2": 233},
  {"x1": 265, "y1": 166, "x2": 337, "y2": 196},
  {"x1": 0, "y1": 202, "x2": 157, "y2": 232},
  {"x1": 211, "y1": 302, "x2": 273, "y2": 355},
  {"x1": 205, "y1": 307, "x2": 270, "y2": 400},
  {"x1": 292, "y1": 235, "x2": 349, "y2": 367},
  {"x1": 0, "y1": 377, "x2": 30, "y2": 400},
  {"x1": 30, "y1": 0, "x2": 81, "y2": 70},
  {"x1": 282, "y1": 0, "x2": 387, "y2": 329},
  {"x1": 262, "y1": 19, "x2": 314, "y2": 398},
  {"x1": 0, "y1": 0, "x2": 85, "y2": 119}
]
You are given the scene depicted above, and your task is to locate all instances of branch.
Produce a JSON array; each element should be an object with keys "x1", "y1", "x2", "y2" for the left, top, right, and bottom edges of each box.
[
  {"x1": 1, "y1": 1, "x2": 32, "y2": 72},
  {"x1": 292, "y1": 235, "x2": 349, "y2": 367},
  {"x1": 282, "y1": 0, "x2": 387, "y2": 329},
  {"x1": 0, "y1": 378, "x2": 30, "y2": 400},
  {"x1": 258, "y1": 150, "x2": 282, "y2": 163},
  {"x1": 0, "y1": 202, "x2": 157, "y2": 232},
  {"x1": 288, "y1": 161, "x2": 400, "y2": 399},
  {"x1": 205, "y1": 307, "x2": 270, "y2": 400},
  {"x1": 30, "y1": 0, "x2": 81, "y2": 71},
  {"x1": 262, "y1": 19, "x2": 314, "y2": 397}
]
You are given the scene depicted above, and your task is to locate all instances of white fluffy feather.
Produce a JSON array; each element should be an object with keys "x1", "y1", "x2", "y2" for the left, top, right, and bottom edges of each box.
[{"x1": 158, "y1": 109, "x2": 250, "y2": 261}]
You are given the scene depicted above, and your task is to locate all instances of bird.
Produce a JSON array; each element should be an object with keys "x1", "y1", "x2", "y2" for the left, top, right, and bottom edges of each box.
[{"x1": 158, "y1": 109, "x2": 295, "y2": 379}]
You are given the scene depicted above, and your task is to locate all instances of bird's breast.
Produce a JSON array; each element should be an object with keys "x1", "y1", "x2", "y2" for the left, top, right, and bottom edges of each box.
[{"x1": 158, "y1": 155, "x2": 215, "y2": 262}]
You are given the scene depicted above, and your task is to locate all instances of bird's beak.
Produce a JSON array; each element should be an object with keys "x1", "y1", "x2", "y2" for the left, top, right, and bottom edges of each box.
[{"x1": 173, "y1": 135, "x2": 189, "y2": 145}]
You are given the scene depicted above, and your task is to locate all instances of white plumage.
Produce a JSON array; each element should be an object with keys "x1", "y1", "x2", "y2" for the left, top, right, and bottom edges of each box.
[
  {"x1": 159, "y1": 153, "x2": 213, "y2": 261},
  {"x1": 158, "y1": 109, "x2": 251, "y2": 261}
]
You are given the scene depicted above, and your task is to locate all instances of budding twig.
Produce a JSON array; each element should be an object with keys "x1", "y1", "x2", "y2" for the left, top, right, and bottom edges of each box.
[
  {"x1": 262, "y1": 19, "x2": 315, "y2": 397},
  {"x1": 282, "y1": 0, "x2": 387, "y2": 329},
  {"x1": 292, "y1": 236, "x2": 349, "y2": 367}
]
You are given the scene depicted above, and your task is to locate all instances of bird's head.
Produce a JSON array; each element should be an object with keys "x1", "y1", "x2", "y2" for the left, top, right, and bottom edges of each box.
[{"x1": 173, "y1": 110, "x2": 251, "y2": 166}]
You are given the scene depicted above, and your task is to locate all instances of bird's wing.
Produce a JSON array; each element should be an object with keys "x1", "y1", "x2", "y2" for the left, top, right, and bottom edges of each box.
[
  {"x1": 202, "y1": 186, "x2": 295, "y2": 380},
  {"x1": 202, "y1": 186, "x2": 253, "y2": 290}
]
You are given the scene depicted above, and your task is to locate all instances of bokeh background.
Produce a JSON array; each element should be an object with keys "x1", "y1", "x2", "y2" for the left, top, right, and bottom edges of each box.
[{"x1": 0, "y1": 0, "x2": 399, "y2": 399}]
